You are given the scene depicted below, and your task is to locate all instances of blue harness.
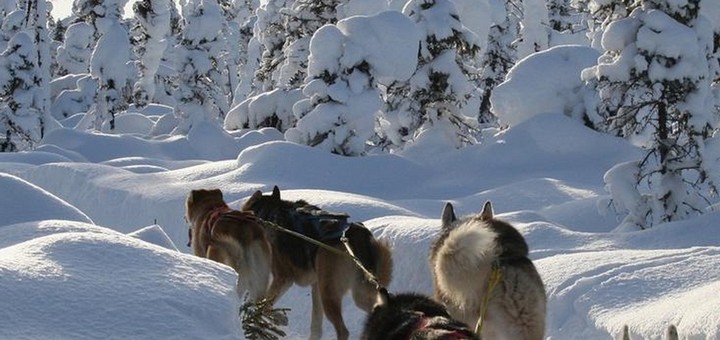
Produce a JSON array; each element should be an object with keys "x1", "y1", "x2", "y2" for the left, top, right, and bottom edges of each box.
[{"x1": 290, "y1": 207, "x2": 352, "y2": 241}]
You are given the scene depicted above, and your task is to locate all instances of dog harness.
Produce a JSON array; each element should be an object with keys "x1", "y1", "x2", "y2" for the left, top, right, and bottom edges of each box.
[
  {"x1": 188, "y1": 204, "x2": 256, "y2": 246},
  {"x1": 412, "y1": 314, "x2": 477, "y2": 340},
  {"x1": 289, "y1": 207, "x2": 352, "y2": 241}
]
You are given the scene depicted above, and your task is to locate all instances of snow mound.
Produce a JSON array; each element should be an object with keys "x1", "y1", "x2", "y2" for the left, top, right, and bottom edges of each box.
[
  {"x1": 538, "y1": 247, "x2": 720, "y2": 340},
  {"x1": 236, "y1": 141, "x2": 436, "y2": 199},
  {"x1": 491, "y1": 45, "x2": 600, "y2": 126},
  {"x1": 0, "y1": 173, "x2": 92, "y2": 226},
  {"x1": 0, "y1": 231, "x2": 241, "y2": 339}
]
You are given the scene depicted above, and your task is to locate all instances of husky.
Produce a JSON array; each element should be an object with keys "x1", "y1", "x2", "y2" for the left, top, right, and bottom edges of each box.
[
  {"x1": 620, "y1": 324, "x2": 679, "y2": 340},
  {"x1": 241, "y1": 186, "x2": 393, "y2": 340},
  {"x1": 184, "y1": 188, "x2": 272, "y2": 301},
  {"x1": 361, "y1": 288, "x2": 479, "y2": 340},
  {"x1": 430, "y1": 201, "x2": 546, "y2": 340}
]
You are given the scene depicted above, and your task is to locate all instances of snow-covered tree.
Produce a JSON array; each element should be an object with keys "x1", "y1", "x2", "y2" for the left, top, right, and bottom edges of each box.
[
  {"x1": 251, "y1": 0, "x2": 295, "y2": 93},
  {"x1": 131, "y1": 0, "x2": 171, "y2": 106},
  {"x1": 286, "y1": 11, "x2": 419, "y2": 156},
  {"x1": 0, "y1": 32, "x2": 43, "y2": 151},
  {"x1": 26, "y1": 0, "x2": 52, "y2": 120},
  {"x1": 1, "y1": 10, "x2": 25, "y2": 53},
  {"x1": 55, "y1": 22, "x2": 94, "y2": 75},
  {"x1": 173, "y1": 0, "x2": 228, "y2": 132},
  {"x1": 84, "y1": 21, "x2": 133, "y2": 131},
  {"x1": 589, "y1": 1, "x2": 718, "y2": 228},
  {"x1": 231, "y1": 1, "x2": 258, "y2": 104},
  {"x1": 547, "y1": 0, "x2": 574, "y2": 32},
  {"x1": 378, "y1": 0, "x2": 479, "y2": 151},
  {"x1": 224, "y1": 87, "x2": 304, "y2": 131},
  {"x1": 275, "y1": 0, "x2": 343, "y2": 89},
  {"x1": 478, "y1": 0, "x2": 522, "y2": 124},
  {"x1": 573, "y1": 0, "x2": 639, "y2": 48},
  {"x1": 518, "y1": 0, "x2": 550, "y2": 58}
]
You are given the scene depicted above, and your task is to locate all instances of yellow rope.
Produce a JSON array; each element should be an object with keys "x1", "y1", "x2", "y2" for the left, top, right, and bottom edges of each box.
[{"x1": 474, "y1": 263, "x2": 503, "y2": 336}]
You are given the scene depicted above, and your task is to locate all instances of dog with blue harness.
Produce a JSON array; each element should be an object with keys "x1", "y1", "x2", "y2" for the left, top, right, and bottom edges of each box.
[{"x1": 242, "y1": 186, "x2": 393, "y2": 340}]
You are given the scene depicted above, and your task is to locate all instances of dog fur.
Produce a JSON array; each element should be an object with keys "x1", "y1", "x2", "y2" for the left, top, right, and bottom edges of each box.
[
  {"x1": 185, "y1": 188, "x2": 272, "y2": 301},
  {"x1": 430, "y1": 201, "x2": 546, "y2": 340},
  {"x1": 361, "y1": 288, "x2": 479, "y2": 340},
  {"x1": 241, "y1": 186, "x2": 393, "y2": 340}
]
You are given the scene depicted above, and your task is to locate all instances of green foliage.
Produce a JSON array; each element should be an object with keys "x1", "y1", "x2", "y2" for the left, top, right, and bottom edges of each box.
[{"x1": 239, "y1": 296, "x2": 290, "y2": 340}]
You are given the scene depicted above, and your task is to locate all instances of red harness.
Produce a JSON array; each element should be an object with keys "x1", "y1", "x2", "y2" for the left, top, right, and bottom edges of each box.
[
  {"x1": 204, "y1": 204, "x2": 232, "y2": 237},
  {"x1": 412, "y1": 315, "x2": 476, "y2": 340}
]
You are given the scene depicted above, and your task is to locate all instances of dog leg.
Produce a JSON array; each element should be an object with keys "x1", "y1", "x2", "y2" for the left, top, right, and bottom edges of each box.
[
  {"x1": 265, "y1": 276, "x2": 292, "y2": 305},
  {"x1": 245, "y1": 242, "x2": 272, "y2": 301},
  {"x1": 309, "y1": 284, "x2": 323, "y2": 340}
]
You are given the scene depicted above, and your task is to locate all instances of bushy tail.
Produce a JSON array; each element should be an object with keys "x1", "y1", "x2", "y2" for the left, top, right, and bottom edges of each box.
[
  {"x1": 345, "y1": 223, "x2": 393, "y2": 287},
  {"x1": 437, "y1": 222, "x2": 499, "y2": 273}
]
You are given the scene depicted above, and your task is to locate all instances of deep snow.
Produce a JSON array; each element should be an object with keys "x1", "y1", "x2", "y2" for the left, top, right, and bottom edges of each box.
[{"x1": 1, "y1": 112, "x2": 718, "y2": 339}]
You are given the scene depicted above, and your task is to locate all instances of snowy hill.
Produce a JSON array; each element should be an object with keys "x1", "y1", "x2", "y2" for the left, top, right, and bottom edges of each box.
[{"x1": 1, "y1": 113, "x2": 718, "y2": 339}]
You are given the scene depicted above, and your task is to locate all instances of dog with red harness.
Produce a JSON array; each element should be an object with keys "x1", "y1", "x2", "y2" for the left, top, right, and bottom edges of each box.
[
  {"x1": 185, "y1": 188, "x2": 272, "y2": 301},
  {"x1": 361, "y1": 287, "x2": 479, "y2": 340}
]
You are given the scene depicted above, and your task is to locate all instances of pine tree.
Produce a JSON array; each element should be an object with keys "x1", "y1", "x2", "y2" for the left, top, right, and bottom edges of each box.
[
  {"x1": 379, "y1": 0, "x2": 479, "y2": 151},
  {"x1": 573, "y1": 0, "x2": 638, "y2": 48},
  {"x1": 55, "y1": 22, "x2": 94, "y2": 75},
  {"x1": 547, "y1": 0, "x2": 574, "y2": 33},
  {"x1": 286, "y1": 11, "x2": 419, "y2": 156},
  {"x1": 0, "y1": 32, "x2": 43, "y2": 151},
  {"x1": 87, "y1": 21, "x2": 133, "y2": 131},
  {"x1": 1, "y1": 10, "x2": 25, "y2": 53},
  {"x1": 477, "y1": 0, "x2": 522, "y2": 124},
  {"x1": 231, "y1": 0, "x2": 258, "y2": 104},
  {"x1": 275, "y1": 0, "x2": 342, "y2": 89},
  {"x1": 252, "y1": 0, "x2": 295, "y2": 93},
  {"x1": 173, "y1": 0, "x2": 228, "y2": 132},
  {"x1": 25, "y1": 0, "x2": 52, "y2": 125},
  {"x1": 131, "y1": 0, "x2": 171, "y2": 106},
  {"x1": 590, "y1": 0, "x2": 718, "y2": 228}
]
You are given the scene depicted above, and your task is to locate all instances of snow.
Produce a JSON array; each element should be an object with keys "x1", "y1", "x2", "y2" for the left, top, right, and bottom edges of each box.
[
  {"x1": 491, "y1": 45, "x2": 600, "y2": 127},
  {"x1": 3, "y1": 1, "x2": 720, "y2": 339},
  {"x1": 2, "y1": 109, "x2": 719, "y2": 339}
]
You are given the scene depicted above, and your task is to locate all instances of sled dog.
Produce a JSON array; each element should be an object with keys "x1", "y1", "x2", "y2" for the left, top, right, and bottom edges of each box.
[
  {"x1": 241, "y1": 186, "x2": 393, "y2": 340},
  {"x1": 430, "y1": 201, "x2": 546, "y2": 340},
  {"x1": 185, "y1": 188, "x2": 272, "y2": 301},
  {"x1": 361, "y1": 288, "x2": 479, "y2": 340},
  {"x1": 620, "y1": 324, "x2": 679, "y2": 340}
]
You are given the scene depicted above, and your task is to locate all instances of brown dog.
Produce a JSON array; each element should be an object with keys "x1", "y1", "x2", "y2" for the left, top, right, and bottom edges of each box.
[
  {"x1": 241, "y1": 186, "x2": 393, "y2": 340},
  {"x1": 185, "y1": 188, "x2": 272, "y2": 301}
]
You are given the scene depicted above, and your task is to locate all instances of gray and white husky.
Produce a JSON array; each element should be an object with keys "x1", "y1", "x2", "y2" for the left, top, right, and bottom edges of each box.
[{"x1": 430, "y1": 201, "x2": 546, "y2": 340}]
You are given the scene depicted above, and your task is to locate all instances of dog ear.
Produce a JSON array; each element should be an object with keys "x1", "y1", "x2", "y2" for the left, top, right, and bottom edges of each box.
[
  {"x1": 244, "y1": 190, "x2": 263, "y2": 207},
  {"x1": 373, "y1": 287, "x2": 390, "y2": 309},
  {"x1": 620, "y1": 325, "x2": 630, "y2": 340},
  {"x1": 441, "y1": 203, "x2": 456, "y2": 228},
  {"x1": 211, "y1": 188, "x2": 223, "y2": 200},
  {"x1": 271, "y1": 186, "x2": 281, "y2": 200},
  {"x1": 666, "y1": 325, "x2": 678, "y2": 340},
  {"x1": 480, "y1": 201, "x2": 493, "y2": 221}
]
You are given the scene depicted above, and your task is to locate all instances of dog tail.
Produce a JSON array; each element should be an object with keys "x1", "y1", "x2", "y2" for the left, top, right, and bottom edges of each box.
[
  {"x1": 436, "y1": 220, "x2": 499, "y2": 273},
  {"x1": 345, "y1": 223, "x2": 393, "y2": 286}
]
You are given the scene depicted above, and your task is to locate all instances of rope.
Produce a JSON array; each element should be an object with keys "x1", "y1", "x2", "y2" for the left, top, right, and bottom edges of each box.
[
  {"x1": 474, "y1": 262, "x2": 503, "y2": 335},
  {"x1": 258, "y1": 219, "x2": 381, "y2": 289}
]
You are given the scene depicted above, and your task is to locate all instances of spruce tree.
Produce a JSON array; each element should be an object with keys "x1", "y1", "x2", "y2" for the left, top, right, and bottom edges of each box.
[
  {"x1": 131, "y1": 0, "x2": 171, "y2": 106},
  {"x1": 173, "y1": 0, "x2": 228, "y2": 132},
  {"x1": 477, "y1": 0, "x2": 521, "y2": 124},
  {"x1": 0, "y1": 32, "x2": 43, "y2": 151},
  {"x1": 590, "y1": 0, "x2": 718, "y2": 228},
  {"x1": 379, "y1": 0, "x2": 479, "y2": 150}
]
